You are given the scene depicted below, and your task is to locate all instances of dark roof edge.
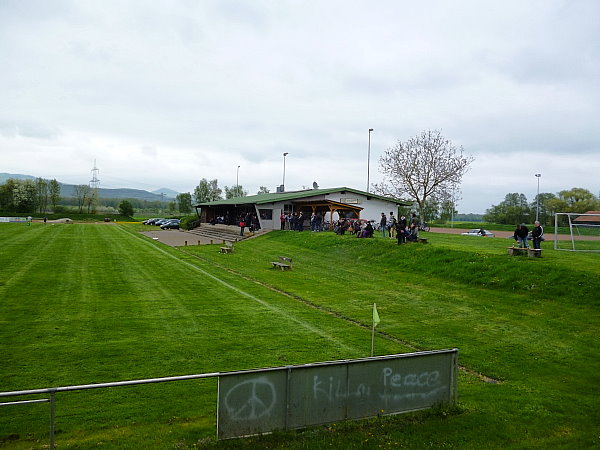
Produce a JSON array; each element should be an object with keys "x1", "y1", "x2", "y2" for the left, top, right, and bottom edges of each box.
[{"x1": 194, "y1": 187, "x2": 412, "y2": 207}]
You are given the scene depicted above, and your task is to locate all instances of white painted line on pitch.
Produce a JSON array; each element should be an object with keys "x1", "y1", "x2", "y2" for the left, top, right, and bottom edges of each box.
[{"x1": 125, "y1": 228, "x2": 358, "y2": 353}]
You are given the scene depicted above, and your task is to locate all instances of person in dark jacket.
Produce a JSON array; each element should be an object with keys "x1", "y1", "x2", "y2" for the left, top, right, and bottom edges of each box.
[
  {"x1": 396, "y1": 216, "x2": 408, "y2": 244},
  {"x1": 380, "y1": 213, "x2": 387, "y2": 238},
  {"x1": 531, "y1": 221, "x2": 544, "y2": 249},
  {"x1": 514, "y1": 224, "x2": 529, "y2": 248}
]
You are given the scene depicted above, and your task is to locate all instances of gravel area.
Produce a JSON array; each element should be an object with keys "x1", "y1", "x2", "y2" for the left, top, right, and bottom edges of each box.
[{"x1": 140, "y1": 230, "x2": 218, "y2": 247}]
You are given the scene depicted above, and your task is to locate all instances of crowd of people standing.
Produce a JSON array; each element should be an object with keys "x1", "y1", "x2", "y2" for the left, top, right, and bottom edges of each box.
[
  {"x1": 238, "y1": 212, "x2": 261, "y2": 236},
  {"x1": 278, "y1": 211, "x2": 324, "y2": 232},
  {"x1": 233, "y1": 208, "x2": 546, "y2": 253}
]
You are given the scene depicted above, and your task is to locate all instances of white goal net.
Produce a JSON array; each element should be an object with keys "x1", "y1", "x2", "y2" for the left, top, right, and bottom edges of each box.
[{"x1": 554, "y1": 212, "x2": 600, "y2": 252}]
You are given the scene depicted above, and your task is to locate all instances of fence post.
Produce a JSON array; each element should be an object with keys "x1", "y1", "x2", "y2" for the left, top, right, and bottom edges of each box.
[{"x1": 49, "y1": 390, "x2": 56, "y2": 450}]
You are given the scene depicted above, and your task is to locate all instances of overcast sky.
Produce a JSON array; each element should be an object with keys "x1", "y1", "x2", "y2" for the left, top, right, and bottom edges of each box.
[{"x1": 1, "y1": 0, "x2": 598, "y2": 213}]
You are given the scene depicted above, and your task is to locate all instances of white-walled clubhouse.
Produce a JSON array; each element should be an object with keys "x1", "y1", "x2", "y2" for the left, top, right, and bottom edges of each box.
[{"x1": 194, "y1": 187, "x2": 412, "y2": 231}]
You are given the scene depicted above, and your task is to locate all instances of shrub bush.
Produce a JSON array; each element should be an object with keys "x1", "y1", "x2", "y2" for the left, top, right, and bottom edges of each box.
[{"x1": 180, "y1": 215, "x2": 200, "y2": 230}]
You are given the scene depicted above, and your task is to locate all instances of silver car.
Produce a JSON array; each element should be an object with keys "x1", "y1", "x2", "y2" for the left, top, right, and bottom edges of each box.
[{"x1": 461, "y1": 228, "x2": 495, "y2": 237}]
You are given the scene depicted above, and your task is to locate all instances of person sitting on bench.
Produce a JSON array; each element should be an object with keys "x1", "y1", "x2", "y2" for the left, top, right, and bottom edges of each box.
[{"x1": 407, "y1": 223, "x2": 418, "y2": 242}]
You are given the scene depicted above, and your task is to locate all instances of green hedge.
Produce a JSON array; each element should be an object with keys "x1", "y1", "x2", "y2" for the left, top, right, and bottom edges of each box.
[{"x1": 179, "y1": 215, "x2": 200, "y2": 230}]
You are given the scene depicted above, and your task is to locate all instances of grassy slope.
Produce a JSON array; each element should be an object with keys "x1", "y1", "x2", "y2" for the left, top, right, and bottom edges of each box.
[
  {"x1": 185, "y1": 230, "x2": 600, "y2": 448},
  {"x1": 0, "y1": 224, "x2": 598, "y2": 448}
]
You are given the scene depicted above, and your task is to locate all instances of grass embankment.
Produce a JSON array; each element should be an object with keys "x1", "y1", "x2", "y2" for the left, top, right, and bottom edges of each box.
[
  {"x1": 0, "y1": 224, "x2": 598, "y2": 448},
  {"x1": 0, "y1": 212, "x2": 134, "y2": 222}
]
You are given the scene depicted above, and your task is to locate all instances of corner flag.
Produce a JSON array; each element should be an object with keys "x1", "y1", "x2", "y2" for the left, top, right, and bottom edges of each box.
[{"x1": 371, "y1": 303, "x2": 380, "y2": 356}]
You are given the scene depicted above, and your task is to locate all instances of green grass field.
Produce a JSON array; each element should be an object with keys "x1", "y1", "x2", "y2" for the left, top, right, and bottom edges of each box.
[{"x1": 0, "y1": 223, "x2": 598, "y2": 448}]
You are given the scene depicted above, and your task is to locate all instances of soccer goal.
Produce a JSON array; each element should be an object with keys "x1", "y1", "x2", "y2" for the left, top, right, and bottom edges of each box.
[{"x1": 554, "y1": 212, "x2": 600, "y2": 252}]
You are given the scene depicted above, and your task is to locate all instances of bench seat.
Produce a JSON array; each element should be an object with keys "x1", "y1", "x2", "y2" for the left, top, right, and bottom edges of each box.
[
  {"x1": 271, "y1": 256, "x2": 293, "y2": 271},
  {"x1": 220, "y1": 242, "x2": 234, "y2": 253}
]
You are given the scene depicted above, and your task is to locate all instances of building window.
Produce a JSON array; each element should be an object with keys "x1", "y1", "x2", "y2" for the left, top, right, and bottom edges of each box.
[{"x1": 259, "y1": 209, "x2": 273, "y2": 220}]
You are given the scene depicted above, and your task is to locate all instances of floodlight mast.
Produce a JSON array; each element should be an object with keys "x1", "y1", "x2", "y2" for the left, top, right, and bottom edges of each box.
[
  {"x1": 367, "y1": 129, "x2": 373, "y2": 192},
  {"x1": 535, "y1": 173, "x2": 541, "y2": 222},
  {"x1": 282, "y1": 153, "x2": 288, "y2": 192}
]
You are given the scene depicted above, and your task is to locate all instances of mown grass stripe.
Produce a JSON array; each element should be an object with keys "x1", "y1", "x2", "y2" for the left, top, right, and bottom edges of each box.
[{"x1": 116, "y1": 225, "x2": 358, "y2": 353}]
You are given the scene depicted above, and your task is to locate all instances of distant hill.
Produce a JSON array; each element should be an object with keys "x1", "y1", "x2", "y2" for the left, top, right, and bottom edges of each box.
[
  {"x1": 0, "y1": 173, "x2": 36, "y2": 182},
  {"x1": 0, "y1": 173, "x2": 176, "y2": 201},
  {"x1": 152, "y1": 188, "x2": 180, "y2": 198}
]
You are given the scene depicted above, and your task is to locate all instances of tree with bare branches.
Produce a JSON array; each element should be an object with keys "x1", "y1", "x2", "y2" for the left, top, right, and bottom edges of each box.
[{"x1": 375, "y1": 130, "x2": 473, "y2": 222}]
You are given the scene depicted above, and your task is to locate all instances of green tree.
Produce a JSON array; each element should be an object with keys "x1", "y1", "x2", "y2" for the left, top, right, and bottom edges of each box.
[
  {"x1": 13, "y1": 179, "x2": 37, "y2": 213},
  {"x1": 118, "y1": 200, "x2": 134, "y2": 217},
  {"x1": 376, "y1": 129, "x2": 474, "y2": 222},
  {"x1": 36, "y1": 178, "x2": 49, "y2": 214},
  {"x1": 438, "y1": 199, "x2": 457, "y2": 223},
  {"x1": 225, "y1": 185, "x2": 247, "y2": 199},
  {"x1": 421, "y1": 198, "x2": 440, "y2": 223},
  {"x1": 544, "y1": 188, "x2": 599, "y2": 225},
  {"x1": 557, "y1": 188, "x2": 599, "y2": 212},
  {"x1": 73, "y1": 184, "x2": 91, "y2": 213},
  {"x1": 0, "y1": 178, "x2": 18, "y2": 211},
  {"x1": 530, "y1": 193, "x2": 557, "y2": 225},
  {"x1": 484, "y1": 193, "x2": 531, "y2": 225},
  {"x1": 257, "y1": 186, "x2": 270, "y2": 194},
  {"x1": 49, "y1": 179, "x2": 61, "y2": 211},
  {"x1": 193, "y1": 179, "x2": 222, "y2": 203},
  {"x1": 176, "y1": 192, "x2": 192, "y2": 213}
]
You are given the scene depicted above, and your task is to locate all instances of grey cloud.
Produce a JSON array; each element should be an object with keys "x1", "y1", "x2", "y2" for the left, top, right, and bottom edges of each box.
[
  {"x1": 212, "y1": 0, "x2": 269, "y2": 29},
  {"x1": 0, "y1": 121, "x2": 61, "y2": 139}
]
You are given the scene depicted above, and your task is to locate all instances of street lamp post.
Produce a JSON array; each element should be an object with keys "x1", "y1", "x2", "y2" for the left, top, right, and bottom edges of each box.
[
  {"x1": 236, "y1": 165, "x2": 240, "y2": 193},
  {"x1": 535, "y1": 173, "x2": 541, "y2": 222},
  {"x1": 367, "y1": 128, "x2": 373, "y2": 192},
  {"x1": 282, "y1": 153, "x2": 288, "y2": 192}
]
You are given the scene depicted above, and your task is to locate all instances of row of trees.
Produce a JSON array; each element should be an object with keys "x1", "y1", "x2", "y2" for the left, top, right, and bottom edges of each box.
[
  {"x1": 483, "y1": 188, "x2": 599, "y2": 225},
  {"x1": 191, "y1": 178, "x2": 270, "y2": 204},
  {"x1": 0, "y1": 177, "x2": 271, "y2": 215},
  {"x1": 0, "y1": 178, "x2": 61, "y2": 213},
  {"x1": 0, "y1": 178, "x2": 106, "y2": 214}
]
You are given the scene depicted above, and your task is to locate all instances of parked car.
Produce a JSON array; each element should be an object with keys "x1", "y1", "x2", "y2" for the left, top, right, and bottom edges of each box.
[
  {"x1": 153, "y1": 219, "x2": 171, "y2": 226},
  {"x1": 145, "y1": 218, "x2": 165, "y2": 225},
  {"x1": 160, "y1": 219, "x2": 180, "y2": 230},
  {"x1": 461, "y1": 228, "x2": 495, "y2": 237}
]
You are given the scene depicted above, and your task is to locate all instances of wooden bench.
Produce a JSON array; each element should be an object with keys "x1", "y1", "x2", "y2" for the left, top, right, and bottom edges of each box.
[
  {"x1": 271, "y1": 256, "x2": 293, "y2": 271},
  {"x1": 527, "y1": 248, "x2": 542, "y2": 258},
  {"x1": 507, "y1": 247, "x2": 526, "y2": 256},
  {"x1": 220, "y1": 242, "x2": 234, "y2": 254}
]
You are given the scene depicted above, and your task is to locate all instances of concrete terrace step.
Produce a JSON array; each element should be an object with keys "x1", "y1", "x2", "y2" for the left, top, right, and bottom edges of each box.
[{"x1": 186, "y1": 224, "x2": 267, "y2": 242}]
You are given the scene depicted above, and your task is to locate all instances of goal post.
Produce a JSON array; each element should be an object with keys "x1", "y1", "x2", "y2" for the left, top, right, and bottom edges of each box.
[{"x1": 554, "y1": 212, "x2": 600, "y2": 252}]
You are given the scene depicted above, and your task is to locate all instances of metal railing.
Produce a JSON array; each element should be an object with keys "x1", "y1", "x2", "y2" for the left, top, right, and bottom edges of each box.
[
  {"x1": 1, "y1": 350, "x2": 458, "y2": 447},
  {"x1": 0, "y1": 372, "x2": 220, "y2": 449}
]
